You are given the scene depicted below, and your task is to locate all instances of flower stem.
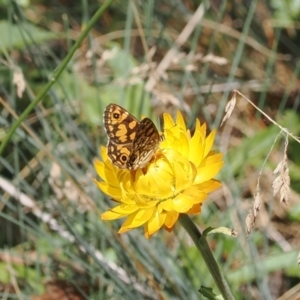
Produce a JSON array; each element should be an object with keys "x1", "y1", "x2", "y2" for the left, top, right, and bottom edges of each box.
[
  {"x1": 0, "y1": 0, "x2": 115, "y2": 156},
  {"x1": 179, "y1": 214, "x2": 235, "y2": 300}
]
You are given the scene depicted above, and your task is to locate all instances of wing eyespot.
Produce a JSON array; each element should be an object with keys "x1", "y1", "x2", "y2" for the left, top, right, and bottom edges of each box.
[
  {"x1": 113, "y1": 112, "x2": 120, "y2": 119},
  {"x1": 121, "y1": 154, "x2": 128, "y2": 162}
]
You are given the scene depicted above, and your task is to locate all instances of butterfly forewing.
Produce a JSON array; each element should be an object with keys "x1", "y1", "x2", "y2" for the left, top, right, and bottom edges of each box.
[{"x1": 104, "y1": 104, "x2": 139, "y2": 145}]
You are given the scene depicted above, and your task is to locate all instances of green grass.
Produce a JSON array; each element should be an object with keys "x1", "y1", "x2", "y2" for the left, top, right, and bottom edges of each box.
[{"x1": 0, "y1": 0, "x2": 300, "y2": 299}]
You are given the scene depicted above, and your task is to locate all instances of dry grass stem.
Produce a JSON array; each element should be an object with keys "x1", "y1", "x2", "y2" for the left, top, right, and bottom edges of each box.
[
  {"x1": 227, "y1": 91, "x2": 293, "y2": 233},
  {"x1": 233, "y1": 90, "x2": 300, "y2": 144},
  {"x1": 4, "y1": 250, "x2": 23, "y2": 300},
  {"x1": 0, "y1": 176, "x2": 154, "y2": 298},
  {"x1": 0, "y1": 97, "x2": 97, "y2": 211},
  {"x1": 146, "y1": 3, "x2": 205, "y2": 91}
]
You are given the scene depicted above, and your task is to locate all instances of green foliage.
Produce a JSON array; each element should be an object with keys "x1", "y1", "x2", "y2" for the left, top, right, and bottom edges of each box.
[
  {"x1": 0, "y1": 0, "x2": 29, "y2": 6},
  {"x1": 287, "y1": 203, "x2": 300, "y2": 221},
  {"x1": 0, "y1": 20, "x2": 58, "y2": 52},
  {"x1": 226, "y1": 110, "x2": 300, "y2": 178},
  {"x1": 227, "y1": 251, "x2": 299, "y2": 283},
  {"x1": 271, "y1": 0, "x2": 300, "y2": 23},
  {"x1": 199, "y1": 286, "x2": 224, "y2": 300}
]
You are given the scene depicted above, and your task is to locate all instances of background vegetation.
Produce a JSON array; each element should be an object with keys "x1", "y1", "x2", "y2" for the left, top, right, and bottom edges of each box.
[{"x1": 0, "y1": 0, "x2": 300, "y2": 299}]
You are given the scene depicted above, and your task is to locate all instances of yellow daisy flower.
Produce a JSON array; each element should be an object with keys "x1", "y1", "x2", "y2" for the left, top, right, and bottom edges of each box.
[{"x1": 94, "y1": 111, "x2": 224, "y2": 238}]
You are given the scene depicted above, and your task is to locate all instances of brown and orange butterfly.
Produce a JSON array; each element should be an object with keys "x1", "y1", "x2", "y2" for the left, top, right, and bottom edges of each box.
[{"x1": 103, "y1": 103, "x2": 163, "y2": 170}]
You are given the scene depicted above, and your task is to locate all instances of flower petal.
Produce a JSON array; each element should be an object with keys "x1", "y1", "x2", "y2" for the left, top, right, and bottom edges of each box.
[
  {"x1": 187, "y1": 204, "x2": 201, "y2": 214},
  {"x1": 204, "y1": 129, "x2": 216, "y2": 158},
  {"x1": 119, "y1": 206, "x2": 156, "y2": 232},
  {"x1": 194, "y1": 154, "x2": 224, "y2": 184},
  {"x1": 94, "y1": 158, "x2": 120, "y2": 187},
  {"x1": 145, "y1": 210, "x2": 166, "y2": 238},
  {"x1": 94, "y1": 180, "x2": 123, "y2": 200},
  {"x1": 176, "y1": 111, "x2": 187, "y2": 132},
  {"x1": 163, "y1": 113, "x2": 175, "y2": 129},
  {"x1": 189, "y1": 120, "x2": 206, "y2": 166},
  {"x1": 194, "y1": 179, "x2": 222, "y2": 194},
  {"x1": 164, "y1": 211, "x2": 179, "y2": 229},
  {"x1": 172, "y1": 193, "x2": 195, "y2": 213}
]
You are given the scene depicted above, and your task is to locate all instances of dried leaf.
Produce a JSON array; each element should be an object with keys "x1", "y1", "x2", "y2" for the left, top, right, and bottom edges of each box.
[
  {"x1": 231, "y1": 229, "x2": 238, "y2": 237},
  {"x1": 185, "y1": 64, "x2": 197, "y2": 72},
  {"x1": 50, "y1": 163, "x2": 61, "y2": 179},
  {"x1": 146, "y1": 46, "x2": 156, "y2": 60},
  {"x1": 221, "y1": 94, "x2": 236, "y2": 126},
  {"x1": 101, "y1": 48, "x2": 117, "y2": 62},
  {"x1": 13, "y1": 69, "x2": 25, "y2": 98},
  {"x1": 273, "y1": 160, "x2": 284, "y2": 174},
  {"x1": 245, "y1": 209, "x2": 255, "y2": 236},
  {"x1": 202, "y1": 53, "x2": 228, "y2": 65},
  {"x1": 207, "y1": 226, "x2": 238, "y2": 237},
  {"x1": 253, "y1": 189, "x2": 261, "y2": 218},
  {"x1": 272, "y1": 153, "x2": 290, "y2": 204}
]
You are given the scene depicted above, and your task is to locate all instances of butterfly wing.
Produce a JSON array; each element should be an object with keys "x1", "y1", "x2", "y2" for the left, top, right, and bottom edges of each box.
[
  {"x1": 104, "y1": 104, "x2": 139, "y2": 168},
  {"x1": 127, "y1": 118, "x2": 161, "y2": 170}
]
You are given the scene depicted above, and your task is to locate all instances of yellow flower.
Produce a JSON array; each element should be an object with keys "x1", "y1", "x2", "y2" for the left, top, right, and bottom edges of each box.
[{"x1": 94, "y1": 111, "x2": 224, "y2": 238}]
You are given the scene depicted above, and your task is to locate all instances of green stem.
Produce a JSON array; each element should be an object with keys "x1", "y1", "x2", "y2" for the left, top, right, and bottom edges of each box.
[
  {"x1": 0, "y1": 0, "x2": 115, "y2": 155},
  {"x1": 179, "y1": 214, "x2": 235, "y2": 300}
]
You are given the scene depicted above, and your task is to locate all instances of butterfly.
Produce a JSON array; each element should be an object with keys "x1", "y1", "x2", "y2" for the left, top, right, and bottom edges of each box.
[{"x1": 103, "y1": 103, "x2": 163, "y2": 170}]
